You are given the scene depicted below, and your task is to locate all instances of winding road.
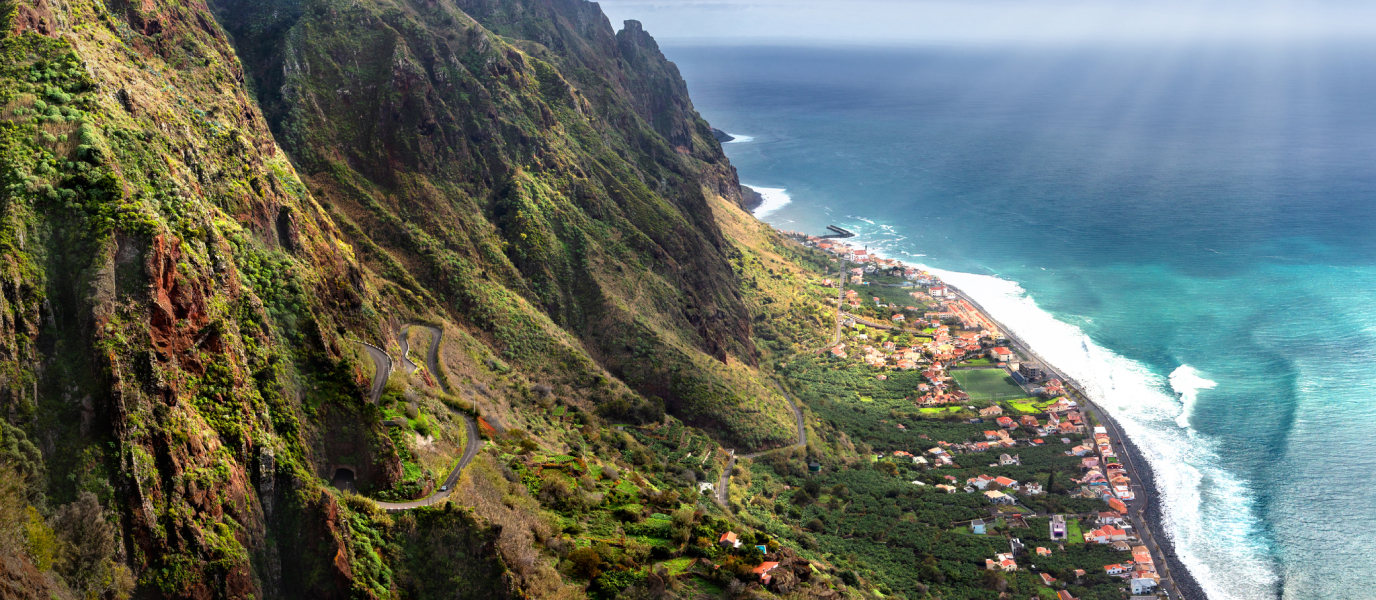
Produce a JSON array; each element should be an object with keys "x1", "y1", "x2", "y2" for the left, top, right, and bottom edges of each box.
[
  {"x1": 716, "y1": 381, "x2": 808, "y2": 507},
  {"x1": 351, "y1": 324, "x2": 484, "y2": 511},
  {"x1": 356, "y1": 342, "x2": 392, "y2": 405}
]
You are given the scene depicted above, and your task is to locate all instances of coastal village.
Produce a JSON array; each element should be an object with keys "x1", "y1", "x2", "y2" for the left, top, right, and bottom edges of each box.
[{"x1": 783, "y1": 232, "x2": 1172, "y2": 599}]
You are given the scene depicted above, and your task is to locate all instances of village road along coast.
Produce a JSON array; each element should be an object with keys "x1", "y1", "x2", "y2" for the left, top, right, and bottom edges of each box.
[{"x1": 791, "y1": 230, "x2": 1205, "y2": 600}]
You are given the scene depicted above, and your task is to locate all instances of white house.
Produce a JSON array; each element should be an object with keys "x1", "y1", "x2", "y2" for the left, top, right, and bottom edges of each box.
[{"x1": 984, "y1": 490, "x2": 1016, "y2": 505}]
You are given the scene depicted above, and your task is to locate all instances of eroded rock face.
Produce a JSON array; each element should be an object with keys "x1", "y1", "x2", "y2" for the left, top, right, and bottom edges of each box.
[
  {"x1": 12, "y1": 0, "x2": 58, "y2": 37},
  {"x1": 0, "y1": 0, "x2": 773, "y2": 595},
  {"x1": 208, "y1": 0, "x2": 788, "y2": 448}
]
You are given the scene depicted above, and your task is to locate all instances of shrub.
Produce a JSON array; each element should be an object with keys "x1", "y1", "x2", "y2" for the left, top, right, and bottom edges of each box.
[{"x1": 567, "y1": 546, "x2": 602, "y2": 579}]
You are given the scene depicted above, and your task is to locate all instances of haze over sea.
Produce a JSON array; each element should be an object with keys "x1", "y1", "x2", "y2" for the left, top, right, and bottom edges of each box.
[{"x1": 667, "y1": 43, "x2": 1376, "y2": 599}]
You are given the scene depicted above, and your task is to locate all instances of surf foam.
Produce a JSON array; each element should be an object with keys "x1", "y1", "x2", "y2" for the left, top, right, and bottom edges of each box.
[
  {"x1": 743, "y1": 185, "x2": 791, "y2": 217},
  {"x1": 1169, "y1": 365, "x2": 1217, "y2": 428},
  {"x1": 723, "y1": 133, "x2": 754, "y2": 143},
  {"x1": 920, "y1": 266, "x2": 1278, "y2": 600}
]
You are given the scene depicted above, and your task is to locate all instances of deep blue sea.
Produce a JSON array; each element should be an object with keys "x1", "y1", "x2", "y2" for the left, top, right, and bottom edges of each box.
[{"x1": 666, "y1": 43, "x2": 1376, "y2": 599}]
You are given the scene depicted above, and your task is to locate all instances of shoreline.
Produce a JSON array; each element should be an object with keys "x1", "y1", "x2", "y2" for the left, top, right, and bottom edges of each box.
[
  {"x1": 948, "y1": 286, "x2": 1206, "y2": 600},
  {"x1": 1109, "y1": 414, "x2": 1208, "y2": 600},
  {"x1": 777, "y1": 225, "x2": 1205, "y2": 597}
]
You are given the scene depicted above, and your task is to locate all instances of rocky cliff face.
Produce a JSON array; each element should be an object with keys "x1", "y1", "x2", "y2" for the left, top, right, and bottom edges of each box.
[
  {"x1": 207, "y1": 0, "x2": 793, "y2": 442},
  {"x1": 0, "y1": 0, "x2": 796, "y2": 597}
]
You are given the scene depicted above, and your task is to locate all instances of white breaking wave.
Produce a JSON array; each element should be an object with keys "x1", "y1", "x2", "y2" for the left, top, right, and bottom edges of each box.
[
  {"x1": 1170, "y1": 365, "x2": 1218, "y2": 428},
  {"x1": 743, "y1": 185, "x2": 791, "y2": 217},
  {"x1": 724, "y1": 133, "x2": 754, "y2": 143},
  {"x1": 920, "y1": 266, "x2": 1279, "y2": 600}
]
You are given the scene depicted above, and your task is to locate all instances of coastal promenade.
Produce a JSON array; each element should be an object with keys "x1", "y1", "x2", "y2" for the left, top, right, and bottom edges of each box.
[{"x1": 946, "y1": 287, "x2": 1196, "y2": 600}]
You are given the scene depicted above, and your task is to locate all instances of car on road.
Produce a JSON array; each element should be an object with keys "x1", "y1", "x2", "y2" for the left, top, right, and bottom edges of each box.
[{"x1": 440, "y1": 485, "x2": 448, "y2": 492}]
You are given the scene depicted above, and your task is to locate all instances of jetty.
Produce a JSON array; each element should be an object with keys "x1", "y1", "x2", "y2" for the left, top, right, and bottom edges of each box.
[{"x1": 822, "y1": 225, "x2": 855, "y2": 238}]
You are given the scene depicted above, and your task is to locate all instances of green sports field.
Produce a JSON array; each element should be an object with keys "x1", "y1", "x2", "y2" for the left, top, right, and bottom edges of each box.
[{"x1": 952, "y1": 368, "x2": 1028, "y2": 401}]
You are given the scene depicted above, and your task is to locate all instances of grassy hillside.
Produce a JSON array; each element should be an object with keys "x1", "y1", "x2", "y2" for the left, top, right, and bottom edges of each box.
[
  {"x1": 0, "y1": 0, "x2": 804, "y2": 597},
  {"x1": 207, "y1": 0, "x2": 800, "y2": 450},
  {"x1": 0, "y1": 1, "x2": 1135, "y2": 599}
]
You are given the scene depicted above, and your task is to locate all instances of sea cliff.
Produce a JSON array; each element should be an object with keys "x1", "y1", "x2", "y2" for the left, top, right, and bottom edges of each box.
[{"x1": 0, "y1": 1, "x2": 1189, "y2": 598}]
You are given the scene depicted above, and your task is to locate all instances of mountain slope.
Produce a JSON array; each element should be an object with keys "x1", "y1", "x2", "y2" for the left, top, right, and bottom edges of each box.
[
  {"x1": 208, "y1": 0, "x2": 799, "y2": 449},
  {"x1": 0, "y1": 0, "x2": 811, "y2": 597}
]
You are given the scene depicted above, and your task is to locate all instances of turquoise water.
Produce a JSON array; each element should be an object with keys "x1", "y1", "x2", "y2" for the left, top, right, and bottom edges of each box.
[{"x1": 669, "y1": 43, "x2": 1376, "y2": 599}]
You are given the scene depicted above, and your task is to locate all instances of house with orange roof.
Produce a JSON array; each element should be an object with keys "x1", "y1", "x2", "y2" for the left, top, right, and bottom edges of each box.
[
  {"x1": 1104, "y1": 563, "x2": 1130, "y2": 576},
  {"x1": 1134, "y1": 552, "x2": 1155, "y2": 569},
  {"x1": 1084, "y1": 525, "x2": 1128, "y2": 544},
  {"x1": 753, "y1": 561, "x2": 781, "y2": 585},
  {"x1": 984, "y1": 552, "x2": 1018, "y2": 572},
  {"x1": 967, "y1": 475, "x2": 997, "y2": 490},
  {"x1": 719, "y1": 531, "x2": 741, "y2": 548},
  {"x1": 1036, "y1": 547, "x2": 1052, "y2": 557},
  {"x1": 1040, "y1": 572, "x2": 1057, "y2": 586},
  {"x1": 979, "y1": 405, "x2": 1003, "y2": 417}
]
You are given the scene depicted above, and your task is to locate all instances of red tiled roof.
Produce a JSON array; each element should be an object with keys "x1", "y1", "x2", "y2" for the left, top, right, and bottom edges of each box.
[{"x1": 752, "y1": 561, "x2": 780, "y2": 575}]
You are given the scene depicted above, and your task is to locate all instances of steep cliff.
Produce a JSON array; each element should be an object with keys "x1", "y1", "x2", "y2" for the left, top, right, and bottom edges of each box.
[
  {"x1": 207, "y1": 0, "x2": 797, "y2": 446},
  {"x1": 0, "y1": 0, "x2": 805, "y2": 597},
  {"x1": 0, "y1": 0, "x2": 513, "y2": 596}
]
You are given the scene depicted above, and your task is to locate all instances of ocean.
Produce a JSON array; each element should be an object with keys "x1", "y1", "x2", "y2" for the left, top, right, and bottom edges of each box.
[{"x1": 667, "y1": 42, "x2": 1376, "y2": 599}]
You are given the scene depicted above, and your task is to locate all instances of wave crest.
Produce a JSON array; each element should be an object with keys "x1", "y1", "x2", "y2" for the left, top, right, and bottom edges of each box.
[
  {"x1": 920, "y1": 266, "x2": 1278, "y2": 600},
  {"x1": 1169, "y1": 365, "x2": 1218, "y2": 428}
]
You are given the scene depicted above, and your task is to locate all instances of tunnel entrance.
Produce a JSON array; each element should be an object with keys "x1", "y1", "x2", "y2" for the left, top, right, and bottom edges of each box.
[{"x1": 331, "y1": 468, "x2": 357, "y2": 493}]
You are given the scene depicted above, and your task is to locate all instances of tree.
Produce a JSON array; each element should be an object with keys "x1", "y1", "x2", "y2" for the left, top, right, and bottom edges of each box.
[
  {"x1": 23, "y1": 507, "x2": 57, "y2": 572},
  {"x1": 982, "y1": 570, "x2": 1007, "y2": 591},
  {"x1": 0, "y1": 461, "x2": 25, "y2": 556},
  {"x1": 51, "y1": 492, "x2": 117, "y2": 594},
  {"x1": 568, "y1": 546, "x2": 603, "y2": 579}
]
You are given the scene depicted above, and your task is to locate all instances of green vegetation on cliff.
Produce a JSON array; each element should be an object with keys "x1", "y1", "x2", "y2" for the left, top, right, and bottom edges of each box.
[{"x1": 0, "y1": 1, "x2": 1137, "y2": 599}]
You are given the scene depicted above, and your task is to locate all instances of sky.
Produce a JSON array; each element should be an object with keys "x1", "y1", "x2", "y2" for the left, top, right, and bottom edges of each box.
[{"x1": 594, "y1": 0, "x2": 1376, "y2": 45}]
